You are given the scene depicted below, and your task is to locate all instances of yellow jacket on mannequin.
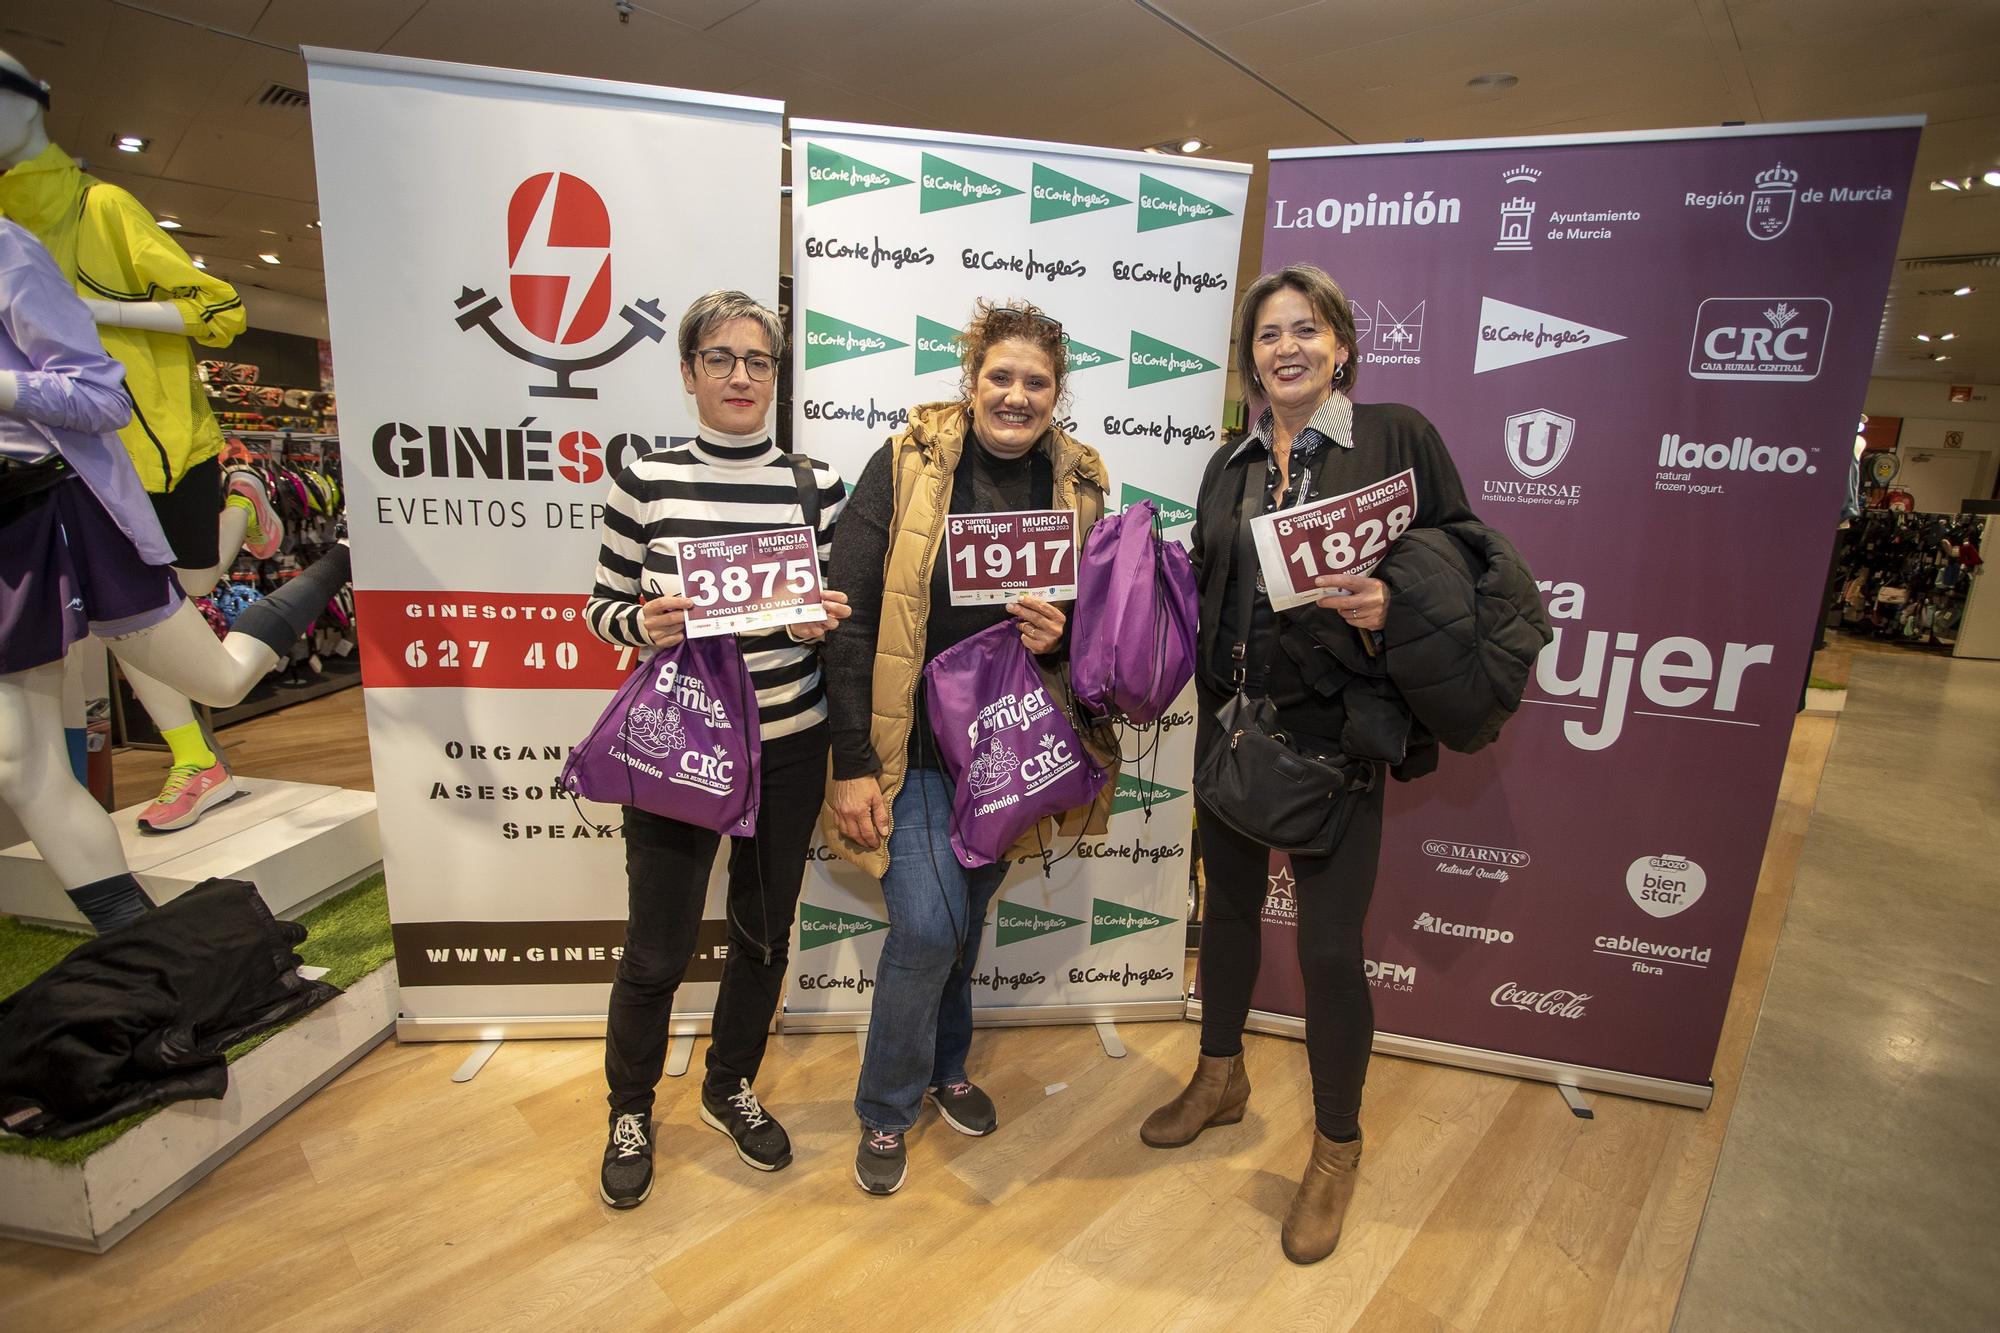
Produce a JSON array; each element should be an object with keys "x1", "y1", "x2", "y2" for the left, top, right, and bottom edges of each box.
[{"x1": 0, "y1": 142, "x2": 244, "y2": 491}]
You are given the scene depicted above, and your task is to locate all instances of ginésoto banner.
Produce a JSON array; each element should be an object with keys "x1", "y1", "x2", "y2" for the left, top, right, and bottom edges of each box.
[
  {"x1": 785, "y1": 121, "x2": 1250, "y2": 1025},
  {"x1": 1230, "y1": 119, "x2": 1920, "y2": 1102},
  {"x1": 306, "y1": 49, "x2": 782, "y2": 1035}
]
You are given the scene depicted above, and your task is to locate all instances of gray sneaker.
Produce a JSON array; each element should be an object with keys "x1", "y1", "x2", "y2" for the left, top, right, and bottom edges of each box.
[
  {"x1": 600, "y1": 1112, "x2": 654, "y2": 1209},
  {"x1": 854, "y1": 1127, "x2": 907, "y2": 1196},
  {"x1": 927, "y1": 1079, "x2": 998, "y2": 1136}
]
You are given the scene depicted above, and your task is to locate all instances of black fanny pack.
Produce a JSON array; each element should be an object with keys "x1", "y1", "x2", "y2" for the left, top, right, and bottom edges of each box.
[{"x1": 0, "y1": 456, "x2": 70, "y2": 517}]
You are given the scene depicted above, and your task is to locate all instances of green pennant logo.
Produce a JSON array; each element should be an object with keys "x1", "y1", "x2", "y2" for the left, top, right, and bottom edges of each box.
[
  {"x1": 1137, "y1": 174, "x2": 1232, "y2": 232},
  {"x1": 1091, "y1": 898, "x2": 1176, "y2": 944},
  {"x1": 921, "y1": 152, "x2": 1023, "y2": 213},
  {"x1": 804, "y1": 310, "x2": 908, "y2": 369},
  {"x1": 1110, "y1": 773, "x2": 1190, "y2": 816},
  {"x1": 996, "y1": 901, "x2": 1084, "y2": 946},
  {"x1": 798, "y1": 902, "x2": 887, "y2": 950},
  {"x1": 915, "y1": 315, "x2": 964, "y2": 375},
  {"x1": 1065, "y1": 336, "x2": 1122, "y2": 372},
  {"x1": 1030, "y1": 163, "x2": 1130, "y2": 222},
  {"x1": 1120, "y1": 483, "x2": 1196, "y2": 530},
  {"x1": 1128, "y1": 330, "x2": 1220, "y2": 387},
  {"x1": 805, "y1": 143, "x2": 912, "y2": 206}
]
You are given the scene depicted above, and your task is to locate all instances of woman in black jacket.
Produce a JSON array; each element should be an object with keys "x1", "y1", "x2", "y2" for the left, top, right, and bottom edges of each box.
[{"x1": 1140, "y1": 264, "x2": 1475, "y2": 1266}]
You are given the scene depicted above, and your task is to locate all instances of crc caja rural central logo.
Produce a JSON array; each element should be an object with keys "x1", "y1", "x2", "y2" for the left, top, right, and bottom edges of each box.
[{"x1": 454, "y1": 171, "x2": 669, "y2": 399}]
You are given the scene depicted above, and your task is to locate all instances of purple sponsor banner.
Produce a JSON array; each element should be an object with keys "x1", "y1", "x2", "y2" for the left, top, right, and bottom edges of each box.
[{"x1": 1229, "y1": 123, "x2": 1919, "y2": 1093}]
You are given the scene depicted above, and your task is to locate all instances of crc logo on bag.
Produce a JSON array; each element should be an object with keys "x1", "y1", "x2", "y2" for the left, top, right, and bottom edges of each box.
[
  {"x1": 453, "y1": 171, "x2": 668, "y2": 399},
  {"x1": 1626, "y1": 853, "x2": 1707, "y2": 917},
  {"x1": 1687, "y1": 297, "x2": 1830, "y2": 382}
]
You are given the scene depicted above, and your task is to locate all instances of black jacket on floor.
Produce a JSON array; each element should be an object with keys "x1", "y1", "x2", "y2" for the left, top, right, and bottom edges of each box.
[{"x1": 0, "y1": 878, "x2": 340, "y2": 1139}]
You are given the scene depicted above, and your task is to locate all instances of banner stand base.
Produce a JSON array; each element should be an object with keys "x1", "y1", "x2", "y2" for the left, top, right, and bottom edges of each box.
[
  {"x1": 396, "y1": 1015, "x2": 708, "y2": 1042},
  {"x1": 1557, "y1": 1083, "x2": 1596, "y2": 1119},
  {"x1": 1183, "y1": 999, "x2": 1713, "y2": 1110},
  {"x1": 450, "y1": 1038, "x2": 502, "y2": 1083},
  {"x1": 665, "y1": 1035, "x2": 693, "y2": 1077},
  {"x1": 1095, "y1": 1021, "x2": 1127, "y2": 1058},
  {"x1": 781, "y1": 1000, "x2": 1184, "y2": 1034}
]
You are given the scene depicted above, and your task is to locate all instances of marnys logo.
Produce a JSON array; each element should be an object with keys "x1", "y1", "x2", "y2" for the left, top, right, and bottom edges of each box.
[
  {"x1": 996, "y1": 901, "x2": 1083, "y2": 946},
  {"x1": 915, "y1": 315, "x2": 963, "y2": 375},
  {"x1": 1495, "y1": 163, "x2": 1541, "y2": 252},
  {"x1": 1413, "y1": 912, "x2": 1514, "y2": 944},
  {"x1": 804, "y1": 311, "x2": 908, "y2": 369},
  {"x1": 1365, "y1": 958, "x2": 1417, "y2": 993},
  {"x1": 1091, "y1": 897, "x2": 1175, "y2": 944},
  {"x1": 453, "y1": 171, "x2": 669, "y2": 400},
  {"x1": 922, "y1": 152, "x2": 1023, "y2": 213},
  {"x1": 1262, "y1": 863, "x2": 1298, "y2": 925},
  {"x1": 1129, "y1": 331, "x2": 1220, "y2": 387},
  {"x1": 1121, "y1": 483, "x2": 1196, "y2": 530},
  {"x1": 1031, "y1": 163, "x2": 1130, "y2": 222},
  {"x1": 1110, "y1": 772, "x2": 1189, "y2": 816},
  {"x1": 1626, "y1": 853, "x2": 1707, "y2": 918},
  {"x1": 1687, "y1": 297, "x2": 1831, "y2": 383},
  {"x1": 1594, "y1": 932, "x2": 1712, "y2": 974},
  {"x1": 1353, "y1": 298, "x2": 1426, "y2": 367},
  {"x1": 798, "y1": 902, "x2": 887, "y2": 949},
  {"x1": 1473, "y1": 297, "x2": 1626, "y2": 374},
  {"x1": 1138, "y1": 173, "x2": 1232, "y2": 231},
  {"x1": 1490, "y1": 981, "x2": 1589, "y2": 1019},
  {"x1": 1503, "y1": 408, "x2": 1575, "y2": 481},
  {"x1": 805, "y1": 143, "x2": 912, "y2": 206},
  {"x1": 1422, "y1": 837, "x2": 1529, "y2": 884}
]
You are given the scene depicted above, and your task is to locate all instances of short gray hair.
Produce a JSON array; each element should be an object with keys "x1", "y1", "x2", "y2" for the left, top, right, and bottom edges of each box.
[{"x1": 677, "y1": 290, "x2": 785, "y2": 362}]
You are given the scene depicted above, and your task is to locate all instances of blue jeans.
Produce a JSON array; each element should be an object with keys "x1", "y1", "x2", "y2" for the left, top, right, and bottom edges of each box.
[{"x1": 854, "y1": 767, "x2": 1008, "y2": 1132}]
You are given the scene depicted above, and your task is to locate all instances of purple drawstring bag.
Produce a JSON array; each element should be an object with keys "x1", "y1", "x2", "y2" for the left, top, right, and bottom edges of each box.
[
  {"x1": 923, "y1": 621, "x2": 1109, "y2": 868},
  {"x1": 1071, "y1": 499, "x2": 1198, "y2": 724},
  {"x1": 560, "y1": 636, "x2": 761, "y2": 836}
]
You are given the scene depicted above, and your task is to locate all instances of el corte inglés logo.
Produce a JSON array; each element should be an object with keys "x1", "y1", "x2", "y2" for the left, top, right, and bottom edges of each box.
[
  {"x1": 1137, "y1": 173, "x2": 1232, "y2": 231},
  {"x1": 1121, "y1": 483, "x2": 1196, "y2": 528},
  {"x1": 805, "y1": 143, "x2": 911, "y2": 206},
  {"x1": 921, "y1": 152, "x2": 1023, "y2": 213},
  {"x1": 1031, "y1": 163, "x2": 1130, "y2": 222},
  {"x1": 1090, "y1": 897, "x2": 1175, "y2": 943},
  {"x1": 996, "y1": 902, "x2": 1084, "y2": 946},
  {"x1": 915, "y1": 315, "x2": 963, "y2": 375},
  {"x1": 798, "y1": 902, "x2": 887, "y2": 948},
  {"x1": 804, "y1": 311, "x2": 908, "y2": 369},
  {"x1": 1128, "y1": 330, "x2": 1220, "y2": 387},
  {"x1": 1064, "y1": 336, "x2": 1121, "y2": 372},
  {"x1": 1109, "y1": 772, "x2": 1189, "y2": 815}
]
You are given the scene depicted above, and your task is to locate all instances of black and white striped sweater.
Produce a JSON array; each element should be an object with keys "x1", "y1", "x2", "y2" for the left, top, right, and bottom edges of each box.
[{"x1": 586, "y1": 433, "x2": 847, "y2": 743}]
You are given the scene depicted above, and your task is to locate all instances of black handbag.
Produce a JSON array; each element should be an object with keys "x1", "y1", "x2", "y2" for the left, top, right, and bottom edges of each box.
[{"x1": 1193, "y1": 456, "x2": 1376, "y2": 855}]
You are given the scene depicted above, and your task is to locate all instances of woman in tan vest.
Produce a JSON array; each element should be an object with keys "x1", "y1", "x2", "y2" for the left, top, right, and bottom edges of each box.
[{"x1": 819, "y1": 299, "x2": 1112, "y2": 1197}]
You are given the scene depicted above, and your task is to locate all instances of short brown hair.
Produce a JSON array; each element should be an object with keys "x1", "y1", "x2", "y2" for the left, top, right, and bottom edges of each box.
[
  {"x1": 677, "y1": 289, "x2": 784, "y2": 363},
  {"x1": 1233, "y1": 264, "x2": 1360, "y2": 400},
  {"x1": 958, "y1": 298, "x2": 1068, "y2": 407}
]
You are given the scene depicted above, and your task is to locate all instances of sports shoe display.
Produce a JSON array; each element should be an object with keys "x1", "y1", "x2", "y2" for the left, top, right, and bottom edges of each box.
[
  {"x1": 600, "y1": 1112, "x2": 654, "y2": 1209},
  {"x1": 226, "y1": 466, "x2": 284, "y2": 559},
  {"x1": 698, "y1": 1078, "x2": 792, "y2": 1171},
  {"x1": 854, "y1": 1127, "x2": 907, "y2": 1196},
  {"x1": 137, "y1": 760, "x2": 238, "y2": 835},
  {"x1": 926, "y1": 1079, "x2": 998, "y2": 1137}
]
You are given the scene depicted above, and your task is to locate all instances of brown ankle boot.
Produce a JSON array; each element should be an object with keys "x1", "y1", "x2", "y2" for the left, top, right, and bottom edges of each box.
[
  {"x1": 1281, "y1": 1130, "x2": 1362, "y2": 1264},
  {"x1": 1139, "y1": 1051, "x2": 1250, "y2": 1147}
]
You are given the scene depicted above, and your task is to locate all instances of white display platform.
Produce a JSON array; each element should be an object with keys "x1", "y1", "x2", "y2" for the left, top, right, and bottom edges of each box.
[
  {"x1": 0, "y1": 779, "x2": 380, "y2": 928},
  {"x1": 0, "y1": 962, "x2": 397, "y2": 1253}
]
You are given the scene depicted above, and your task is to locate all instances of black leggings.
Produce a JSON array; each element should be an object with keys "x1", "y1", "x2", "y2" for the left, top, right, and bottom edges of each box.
[
  {"x1": 1193, "y1": 687, "x2": 1386, "y2": 1139},
  {"x1": 604, "y1": 725, "x2": 828, "y2": 1117}
]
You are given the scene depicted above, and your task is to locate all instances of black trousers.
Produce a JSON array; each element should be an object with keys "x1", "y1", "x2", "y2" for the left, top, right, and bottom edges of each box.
[
  {"x1": 604, "y1": 724, "x2": 828, "y2": 1117},
  {"x1": 1193, "y1": 684, "x2": 1386, "y2": 1139}
]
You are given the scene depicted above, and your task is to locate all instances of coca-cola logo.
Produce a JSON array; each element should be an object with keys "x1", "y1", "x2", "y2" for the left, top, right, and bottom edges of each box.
[{"x1": 1490, "y1": 981, "x2": 1590, "y2": 1019}]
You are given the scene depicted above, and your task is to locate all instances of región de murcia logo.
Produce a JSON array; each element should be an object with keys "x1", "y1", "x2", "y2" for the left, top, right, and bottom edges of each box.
[{"x1": 455, "y1": 171, "x2": 668, "y2": 399}]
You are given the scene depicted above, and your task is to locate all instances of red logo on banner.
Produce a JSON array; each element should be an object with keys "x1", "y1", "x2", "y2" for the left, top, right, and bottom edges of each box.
[{"x1": 506, "y1": 172, "x2": 613, "y2": 345}]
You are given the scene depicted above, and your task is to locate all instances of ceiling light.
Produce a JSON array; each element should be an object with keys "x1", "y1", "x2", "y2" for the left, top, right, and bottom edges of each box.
[
  {"x1": 309, "y1": 219, "x2": 322, "y2": 229},
  {"x1": 1955, "y1": 286, "x2": 1976, "y2": 296},
  {"x1": 259, "y1": 252, "x2": 281, "y2": 264},
  {"x1": 1940, "y1": 332, "x2": 1957, "y2": 340},
  {"x1": 114, "y1": 134, "x2": 149, "y2": 153},
  {"x1": 1467, "y1": 72, "x2": 1519, "y2": 90},
  {"x1": 1916, "y1": 333, "x2": 1931, "y2": 341},
  {"x1": 191, "y1": 256, "x2": 205, "y2": 270},
  {"x1": 156, "y1": 218, "x2": 181, "y2": 230},
  {"x1": 1933, "y1": 354, "x2": 1950, "y2": 362},
  {"x1": 1179, "y1": 137, "x2": 1206, "y2": 154},
  {"x1": 1140, "y1": 145, "x2": 1165, "y2": 154},
  {"x1": 1932, "y1": 178, "x2": 1964, "y2": 191},
  {"x1": 1985, "y1": 170, "x2": 2000, "y2": 187}
]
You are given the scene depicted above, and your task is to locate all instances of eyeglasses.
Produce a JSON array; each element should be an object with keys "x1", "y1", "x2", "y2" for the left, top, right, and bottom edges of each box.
[{"x1": 694, "y1": 348, "x2": 777, "y2": 381}]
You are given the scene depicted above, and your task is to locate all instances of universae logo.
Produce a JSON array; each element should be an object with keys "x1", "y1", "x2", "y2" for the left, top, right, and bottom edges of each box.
[{"x1": 453, "y1": 171, "x2": 669, "y2": 399}]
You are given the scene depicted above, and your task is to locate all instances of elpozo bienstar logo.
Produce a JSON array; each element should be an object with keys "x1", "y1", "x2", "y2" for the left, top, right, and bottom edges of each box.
[
  {"x1": 996, "y1": 902, "x2": 1082, "y2": 946},
  {"x1": 798, "y1": 902, "x2": 887, "y2": 949},
  {"x1": 1626, "y1": 853, "x2": 1707, "y2": 918},
  {"x1": 805, "y1": 143, "x2": 912, "y2": 205},
  {"x1": 1031, "y1": 163, "x2": 1129, "y2": 222},
  {"x1": 453, "y1": 171, "x2": 669, "y2": 399},
  {"x1": 922, "y1": 152, "x2": 1023, "y2": 213},
  {"x1": 804, "y1": 310, "x2": 908, "y2": 369},
  {"x1": 1138, "y1": 173, "x2": 1232, "y2": 231},
  {"x1": 1129, "y1": 331, "x2": 1219, "y2": 387},
  {"x1": 1473, "y1": 297, "x2": 1625, "y2": 374},
  {"x1": 1687, "y1": 297, "x2": 1831, "y2": 382},
  {"x1": 1090, "y1": 897, "x2": 1175, "y2": 943}
]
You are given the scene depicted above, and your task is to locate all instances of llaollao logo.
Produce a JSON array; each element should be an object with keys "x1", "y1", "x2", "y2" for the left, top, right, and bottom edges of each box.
[
  {"x1": 798, "y1": 902, "x2": 886, "y2": 949},
  {"x1": 453, "y1": 171, "x2": 668, "y2": 399},
  {"x1": 1626, "y1": 853, "x2": 1707, "y2": 918}
]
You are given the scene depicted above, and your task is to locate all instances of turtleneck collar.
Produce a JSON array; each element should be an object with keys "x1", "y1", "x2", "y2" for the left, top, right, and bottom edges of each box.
[{"x1": 690, "y1": 420, "x2": 778, "y2": 468}]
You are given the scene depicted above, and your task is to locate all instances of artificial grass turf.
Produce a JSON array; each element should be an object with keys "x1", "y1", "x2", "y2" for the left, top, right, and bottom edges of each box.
[
  {"x1": 1807, "y1": 676, "x2": 1846, "y2": 692},
  {"x1": 0, "y1": 872, "x2": 393, "y2": 1166}
]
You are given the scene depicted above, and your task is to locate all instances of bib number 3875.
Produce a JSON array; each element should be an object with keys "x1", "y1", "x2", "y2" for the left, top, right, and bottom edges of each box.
[{"x1": 675, "y1": 525, "x2": 825, "y2": 638}]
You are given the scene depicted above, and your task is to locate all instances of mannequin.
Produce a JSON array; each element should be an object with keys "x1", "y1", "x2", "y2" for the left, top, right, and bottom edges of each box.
[
  {"x1": 0, "y1": 51, "x2": 285, "y2": 834},
  {"x1": 0, "y1": 214, "x2": 350, "y2": 931}
]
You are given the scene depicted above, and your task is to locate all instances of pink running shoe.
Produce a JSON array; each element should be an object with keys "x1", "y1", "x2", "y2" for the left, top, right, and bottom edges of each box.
[
  {"x1": 138, "y1": 760, "x2": 238, "y2": 834},
  {"x1": 226, "y1": 467, "x2": 284, "y2": 559}
]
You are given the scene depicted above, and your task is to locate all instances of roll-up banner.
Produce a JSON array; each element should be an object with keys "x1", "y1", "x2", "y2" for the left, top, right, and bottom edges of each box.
[
  {"x1": 1195, "y1": 119, "x2": 1921, "y2": 1105},
  {"x1": 306, "y1": 49, "x2": 783, "y2": 1039},
  {"x1": 784, "y1": 121, "x2": 1249, "y2": 1028}
]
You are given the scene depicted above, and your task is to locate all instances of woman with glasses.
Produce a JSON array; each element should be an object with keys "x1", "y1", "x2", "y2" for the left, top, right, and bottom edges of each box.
[
  {"x1": 820, "y1": 299, "x2": 1114, "y2": 1196},
  {"x1": 585, "y1": 290, "x2": 850, "y2": 1210}
]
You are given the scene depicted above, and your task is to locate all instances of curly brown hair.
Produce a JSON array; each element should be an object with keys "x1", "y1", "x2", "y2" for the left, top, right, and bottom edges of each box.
[{"x1": 957, "y1": 298, "x2": 1069, "y2": 408}]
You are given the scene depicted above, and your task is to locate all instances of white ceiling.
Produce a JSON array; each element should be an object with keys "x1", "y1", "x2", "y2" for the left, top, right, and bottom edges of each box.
[{"x1": 4, "y1": 0, "x2": 1997, "y2": 383}]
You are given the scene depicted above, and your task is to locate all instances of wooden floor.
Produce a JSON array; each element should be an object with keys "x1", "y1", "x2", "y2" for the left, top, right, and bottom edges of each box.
[{"x1": 8, "y1": 680, "x2": 1843, "y2": 1331}]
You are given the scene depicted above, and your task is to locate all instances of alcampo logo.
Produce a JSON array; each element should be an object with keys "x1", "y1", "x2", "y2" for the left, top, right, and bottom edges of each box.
[
  {"x1": 1110, "y1": 772, "x2": 1189, "y2": 816},
  {"x1": 805, "y1": 143, "x2": 911, "y2": 206},
  {"x1": 798, "y1": 902, "x2": 887, "y2": 949},
  {"x1": 1091, "y1": 898, "x2": 1175, "y2": 943},
  {"x1": 921, "y1": 152, "x2": 1023, "y2": 213},
  {"x1": 804, "y1": 311, "x2": 908, "y2": 369},
  {"x1": 1065, "y1": 336, "x2": 1121, "y2": 372},
  {"x1": 1121, "y1": 483, "x2": 1195, "y2": 529},
  {"x1": 915, "y1": 315, "x2": 963, "y2": 375},
  {"x1": 1031, "y1": 163, "x2": 1130, "y2": 223},
  {"x1": 1138, "y1": 173, "x2": 1232, "y2": 232},
  {"x1": 1129, "y1": 331, "x2": 1219, "y2": 387},
  {"x1": 996, "y1": 902, "x2": 1083, "y2": 946}
]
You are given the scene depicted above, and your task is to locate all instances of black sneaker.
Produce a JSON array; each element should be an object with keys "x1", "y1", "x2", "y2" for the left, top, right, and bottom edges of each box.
[
  {"x1": 600, "y1": 1112, "x2": 654, "y2": 1209},
  {"x1": 699, "y1": 1078, "x2": 792, "y2": 1172},
  {"x1": 854, "y1": 1127, "x2": 907, "y2": 1195},
  {"x1": 926, "y1": 1079, "x2": 998, "y2": 1136}
]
